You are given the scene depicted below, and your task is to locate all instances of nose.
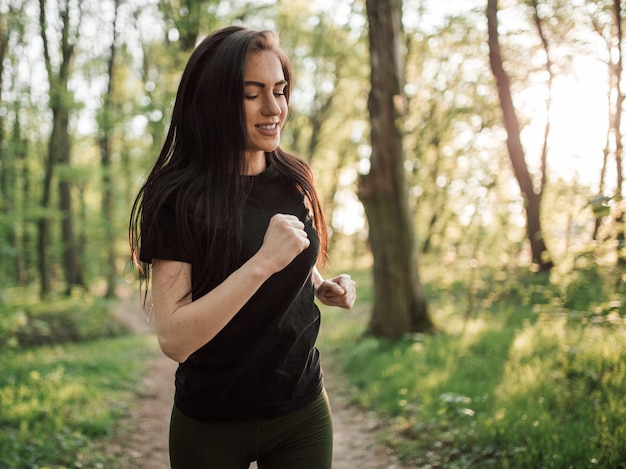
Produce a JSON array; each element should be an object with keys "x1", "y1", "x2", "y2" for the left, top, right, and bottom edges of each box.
[{"x1": 262, "y1": 95, "x2": 281, "y2": 116}]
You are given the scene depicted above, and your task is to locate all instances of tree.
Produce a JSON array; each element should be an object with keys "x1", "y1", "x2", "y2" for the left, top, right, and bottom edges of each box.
[
  {"x1": 98, "y1": 0, "x2": 122, "y2": 298},
  {"x1": 487, "y1": 0, "x2": 554, "y2": 272},
  {"x1": 586, "y1": 0, "x2": 625, "y2": 266},
  {"x1": 0, "y1": 2, "x2": 23, "y2": 285},
  {"x1": 530, "y1": 0, "x2": 554, "y2": 221},
  {"x1": 605, "y1": 0, "x2": 626, "y2": 267},
  {"x1": 401, "y1": 13, "x2": 502, "y2": 258},
  {"x1": 275, "y1": 5, "x2": 367, "y2": 242},
  {"x1": 614, "y1": 0, "x2": 625, "y2": 266},
  {"x1": 359, "y1": 0, "x2": 434, "y2": 339},
  {"x1": 38, "y1": 0, "x2": 84, "y2": 295}
]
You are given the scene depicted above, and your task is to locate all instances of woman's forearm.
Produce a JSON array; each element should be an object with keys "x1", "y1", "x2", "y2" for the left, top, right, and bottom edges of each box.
[
  {"x1": 152, "y1": 214, "x2": 310, "y2": 362},
  {"x1": 152, "y1": 254, "x2": 273, "y2": 363}
]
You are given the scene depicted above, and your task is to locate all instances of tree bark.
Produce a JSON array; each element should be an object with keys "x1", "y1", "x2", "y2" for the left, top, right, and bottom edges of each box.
[
  {"x1": 487, "y1": 0, "x2": 553, "y2": 272},
  {"x1": 99, "y1": 0, "x2": 121, "y2": 298},
  {"x1": 0, "y1": 8, "x2": 8, "y2": 275},
  {"x1": 589, "y1": 5, "x2": 614, "y2": 242},
  {"x1": 615, "y1": 0, "x2": 624, "y2": 196},
  {"x1": 58, "y1": 2, "x2": 83, "y2": 294},
  {"x1": 38, "y1": 0, "x2": 83, "y2": 296},
  {"x1": 359, "y1": 0, "x2": 434, "y2": 339},
  {"x1": 10, "y1": 106, "x2": 28, "y2": 284},
  {"x1": 38, "y1": 0, "x2": 54, "y2": 296},
  {"x1": 530, "y1": 0, "x2": 552, "y2": 197},
  {"x1": 613, "y1": 0, "x2": 625, "y2": 266}
]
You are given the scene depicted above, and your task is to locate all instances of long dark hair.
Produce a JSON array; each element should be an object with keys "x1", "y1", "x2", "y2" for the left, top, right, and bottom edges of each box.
[{"x1": 129, "y1": 26, "x2": 327, "y2": 304}]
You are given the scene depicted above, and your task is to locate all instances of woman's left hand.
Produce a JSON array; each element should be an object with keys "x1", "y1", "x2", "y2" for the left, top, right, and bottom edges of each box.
[{"x1": 315, "y1": 274, "x2": 356, "y2": 309}]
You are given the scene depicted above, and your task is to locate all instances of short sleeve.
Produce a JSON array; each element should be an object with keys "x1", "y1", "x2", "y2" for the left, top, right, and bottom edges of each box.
[{"x1": 139, "y1": 198, "x2": 193, "y2": 264}]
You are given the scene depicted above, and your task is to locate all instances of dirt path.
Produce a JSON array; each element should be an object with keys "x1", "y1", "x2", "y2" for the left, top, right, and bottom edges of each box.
[{"x1": 110, "y1": 292, "x2": 411, "y2": 468}]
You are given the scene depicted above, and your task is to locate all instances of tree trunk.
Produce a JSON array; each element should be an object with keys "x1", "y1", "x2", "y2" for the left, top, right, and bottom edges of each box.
[
  {"x1": 39, "y1": 0, "x2": 83, "y2": 296},
  {"x1": 11, "y1": 107, "x2": 28, "y2": 284},
  {"x1": 530, "y1": 0, "x2": 552, "y2": 197},
  {"x1": 591, "y1": 3, "x2": 616, "y2": 242},
  {"x1": 98, "y1": 0, "x2": 121, "y2": 298},
  {"x1": 359, "y1": 0, "x2": 434, "y2": 339},
  {"x1": 59, "y1": 2, "x2": 82, "y2": 293},
  {"x1": 613, "y1": 0, "x2": 625, "y2": 267},
  {"x1": 0, "y1": 9, "x2": 8, "y2": 277},
  {"x1": 38, "y1": 0, "x2": 54, "y2": 296},
  {"x1": 487, "y1": 0, "x2": 553, "y2": 272}
]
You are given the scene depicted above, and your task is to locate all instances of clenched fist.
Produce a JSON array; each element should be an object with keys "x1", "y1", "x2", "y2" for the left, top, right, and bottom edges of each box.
[
  {"x1": 315, "y1": 274, "x2": 356, "y2": 309},
  {"x1": 258, "y1": 214, "x2": 310, "y2": 274}
]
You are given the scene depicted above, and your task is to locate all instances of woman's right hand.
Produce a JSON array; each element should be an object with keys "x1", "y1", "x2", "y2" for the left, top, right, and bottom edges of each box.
[{"x1": 258, "y1": 213, "x2": 310, "y2": 273}]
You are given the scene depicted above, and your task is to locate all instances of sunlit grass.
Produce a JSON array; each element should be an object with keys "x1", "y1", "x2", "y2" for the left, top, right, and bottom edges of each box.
[
  {"x1": 3, "y1": 260, "x2": 621, "y2": 467},
  {"x1": 318, "y1": 264, "x2": 626, "y2": 467},
  {"x1": 0, "y1": 335, "x2": 159, "y2": 469}
]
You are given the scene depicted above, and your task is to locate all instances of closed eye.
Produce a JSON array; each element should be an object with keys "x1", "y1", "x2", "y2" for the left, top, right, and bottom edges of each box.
[
  {"x1": 244, "y1": 80, "x2": 288, "y2": 100},
  {"x1": 244, "y1": 90, "x2": 286, "y2": 100}
]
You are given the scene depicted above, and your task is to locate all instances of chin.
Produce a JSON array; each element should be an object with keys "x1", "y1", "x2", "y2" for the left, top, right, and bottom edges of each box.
[{"x1": 260, "y1": 143, "x2": 281, "y2": 153}]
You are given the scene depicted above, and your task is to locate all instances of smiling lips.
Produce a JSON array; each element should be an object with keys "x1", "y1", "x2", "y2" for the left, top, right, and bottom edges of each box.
[{"x1": 256, "y1": 123, "x2": 279, "y2": 134}]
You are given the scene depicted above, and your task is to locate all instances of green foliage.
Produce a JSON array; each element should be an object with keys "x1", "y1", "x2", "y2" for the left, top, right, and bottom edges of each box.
[
  {"x1": 318, "y1": 265, "x2": 626, "y2": 468},
  {"x1": 0, "y1": 289, "x2": 127, "y2": 350},
  {"x1": 563, "y1": 252, "x2": 611, "y2": 311},
  {"x1": 0, "y1": 335, "x2": 158, "y2": 469}
]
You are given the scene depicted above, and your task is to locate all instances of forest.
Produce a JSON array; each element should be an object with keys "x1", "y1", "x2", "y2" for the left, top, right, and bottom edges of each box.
[{"x1": 1, "y1": 0, "x2": 625, "y2": 467}]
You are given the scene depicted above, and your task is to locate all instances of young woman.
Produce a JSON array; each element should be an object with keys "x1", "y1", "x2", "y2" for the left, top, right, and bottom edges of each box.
[{"x1": 129, "y1": 26, "x2": 356, "y2": 469}]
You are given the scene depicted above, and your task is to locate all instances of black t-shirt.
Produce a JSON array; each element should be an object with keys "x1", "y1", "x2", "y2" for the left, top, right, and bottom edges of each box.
[{"x1": 140, "y1": 163, "x2": 323, "y2": 421}]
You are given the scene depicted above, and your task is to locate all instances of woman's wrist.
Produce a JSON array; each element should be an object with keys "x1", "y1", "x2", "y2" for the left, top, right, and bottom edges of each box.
[
  {"x1": 311, "y1": 266, "x2": 324, "y2": 292},
  {"x1": 246, "y1": 252, "x2": 277, "y2": 282}
]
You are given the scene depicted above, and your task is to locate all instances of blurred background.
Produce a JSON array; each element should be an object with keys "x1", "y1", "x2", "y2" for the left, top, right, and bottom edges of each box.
[
  {"x1": 1, "y1": 0, "x2": 626, "y2": 467},
  {"x1": 1, "y1": 0, "x2": 622, "y2": 303}
]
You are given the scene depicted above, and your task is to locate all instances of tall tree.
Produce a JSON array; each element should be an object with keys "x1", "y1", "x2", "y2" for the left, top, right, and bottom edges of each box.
[
  {"x1": 276, "y1": 7, "x2": 366, "y2": 240},
  {"x1": 612, "y1": 0, "x2": 625, "y2": 266},
  {"x1": 402, "y1": 14, "x2": 501, "y2": 257},
  {"x1": 359, "y1": 0, "x2": 433, "y2": 338},
  {"x1": 4, "y1": 64, "x2": 31, "y2": 285},
  {"x1": 38, "y1": 0, "x2": 83, "y2": 296},
  {"x1": 0, "y1": 4, "x2": 9, "y2": 164},
  {"x1": 98, "y1": 0, "x2": 122, "y2": 298},
  {"x1": 590, "y1": 3, "x2": 614, "y2": 241},
  {"x1": 530, "y1": 0, "x2": 553, "y2": 211},
  {"x1": 487, "y1": 0, "x2": 554, "y2": 272},
  {"x1": 1, "y1": 1, "x2": 32, "y2": 285},
  {"x1": 0, "y1": 3, "x2": 13, "y2": 282},
  {"x1": 587, "y1": 0, "x2": 624, "y2": 258}
]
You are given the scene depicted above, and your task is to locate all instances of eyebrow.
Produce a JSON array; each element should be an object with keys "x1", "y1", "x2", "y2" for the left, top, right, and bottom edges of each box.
[{"x1": 244, "y1": 80, "x2": 288, "y2": 88}]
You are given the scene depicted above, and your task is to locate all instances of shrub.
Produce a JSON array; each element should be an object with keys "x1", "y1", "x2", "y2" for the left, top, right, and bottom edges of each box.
[{"x1": 0, "y1": 291, "x2": 127, "y2": 350}]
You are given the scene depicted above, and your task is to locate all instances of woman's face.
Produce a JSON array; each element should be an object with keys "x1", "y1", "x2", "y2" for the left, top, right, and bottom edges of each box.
[{"x1": 243, "y1": 50, "x2": 289, "y2": 168}]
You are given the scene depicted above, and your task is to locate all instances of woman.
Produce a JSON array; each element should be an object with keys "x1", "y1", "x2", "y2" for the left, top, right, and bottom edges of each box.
[{"x1": 129, "y1": 26, "x2": 356, "y2": 469}]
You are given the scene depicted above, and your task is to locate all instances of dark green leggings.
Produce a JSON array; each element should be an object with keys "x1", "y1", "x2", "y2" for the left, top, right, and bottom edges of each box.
[{"x1": 169, "y1": 390, "x2": 333, "y2": 469}]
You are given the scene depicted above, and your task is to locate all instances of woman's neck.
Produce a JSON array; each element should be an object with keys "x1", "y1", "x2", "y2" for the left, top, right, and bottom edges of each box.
[{"x1": 243, "y1": 151, "x2": 267, "y2": 175}]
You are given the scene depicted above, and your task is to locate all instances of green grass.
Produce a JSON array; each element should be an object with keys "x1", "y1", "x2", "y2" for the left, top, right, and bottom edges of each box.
[
  {"x1": 0, "y1": 335, "x2": 159, "y2": 469},
  {"x1": 2, "y1": 263, "x2": 625, "y2": 468},
  {"x1": 318, "y1": 267, "x2": 626, "y2": 468},
  {"x1": 0, "y1": 289, "x2": 126, "y2": 349}
]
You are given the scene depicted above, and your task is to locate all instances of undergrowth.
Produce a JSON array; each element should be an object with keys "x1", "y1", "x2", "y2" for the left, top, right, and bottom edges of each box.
[
  {"x1": 318, "y1": 264, "x2": 626, "y2": 468},
  {"x1": 0, "y1": 289, "x2": 126, "y2": 349},
  {"x1": 0, "y1": 287, "x2": 158, "y2": 468},
  {"x1": 0, "y1": 335, "x2": 159, "y2": 469}
]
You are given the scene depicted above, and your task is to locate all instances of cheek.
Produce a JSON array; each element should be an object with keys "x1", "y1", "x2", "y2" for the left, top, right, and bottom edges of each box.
[{"x1": 243, "y1": 103, "x2": 252, "y2": 125}]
